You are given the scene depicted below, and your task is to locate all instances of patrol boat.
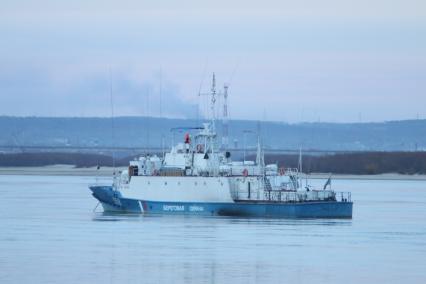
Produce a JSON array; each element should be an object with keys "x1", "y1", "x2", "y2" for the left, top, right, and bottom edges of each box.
[{"x1": 89, "y1": 76, "x2": 352, "y2": 218}]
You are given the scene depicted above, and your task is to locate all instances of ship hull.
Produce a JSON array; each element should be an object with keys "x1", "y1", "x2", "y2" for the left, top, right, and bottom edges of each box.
[
  {"x1": 90, "y1": 186, "x2": 352, "y2": 218},
  {"x1": 141, "y1": 200, "x2": 353, "y2": 218}
]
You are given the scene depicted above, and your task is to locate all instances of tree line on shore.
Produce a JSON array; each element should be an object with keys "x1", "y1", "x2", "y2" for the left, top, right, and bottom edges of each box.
[
  {"x1": 0, "y1": 153, "x2": 121, "y2": 168},
  {"x1": 263, "y1": 152, "x2": 426, "y2": 175},
  {"x1": 1, "y1": 151, "x2": 426, "y2": 174}
]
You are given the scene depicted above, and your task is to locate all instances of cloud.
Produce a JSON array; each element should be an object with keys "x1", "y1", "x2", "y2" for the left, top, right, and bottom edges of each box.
[{"x1": 0, "y1": 67, "x2": 198, "y2": 118}]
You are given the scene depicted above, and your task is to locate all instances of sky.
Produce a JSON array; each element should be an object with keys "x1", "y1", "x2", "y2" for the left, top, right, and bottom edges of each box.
[{"x1": 0, "y1": 0, "x2": 425, "y2": 122}]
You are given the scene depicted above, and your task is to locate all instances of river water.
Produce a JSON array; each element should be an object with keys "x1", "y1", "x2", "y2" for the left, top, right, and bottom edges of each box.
[{"x1": 0, "y1": 175, "x2": 425, "y2": 283}]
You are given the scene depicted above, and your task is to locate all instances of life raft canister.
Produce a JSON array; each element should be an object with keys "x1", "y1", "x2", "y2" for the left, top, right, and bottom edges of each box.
[{"x1": 184, "y1": 133, "x2": 191, "y2": 144}]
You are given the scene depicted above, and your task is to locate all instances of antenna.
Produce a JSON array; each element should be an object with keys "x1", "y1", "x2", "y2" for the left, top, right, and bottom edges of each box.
[
  {"x1": 298, "y1": 147, "x2": 303, "y2": 189},
  {"x1": 159, "y1": 68, "x2": 162, "y2": 117},
  {"x1": 222, "y1": 84, "x2": 229, "y2": 149},
  {"x1": 242, "y1": 129, "x2": 253, "y2": 164},
  {"x1": 199, "y1": 72, "x2": 218, "y2": 131},
  {"x1": 109, "y1": 68, "x2": 116, "y2": 175},
  {"x1": 217, "y1": 62, "x2": 238, "y2": 150},
  {"x1": 256, "y1": 132, "x2": 264, "y2": 171},
  {"x1": 161, "y1": 135, "x2": 165, "y2": 159},
  {"x1": 228, "y1": 60, "x2": 239, "y2": 87},
  {"x1": 197, "y1": 60, "x2": 209, "y2": 126},
  {"x1": 159, "y1": 68, "x2": 166, "y2": 158},
  {"x1": 198, "y1": 60, "x2": 208, "y2": 96},
  {"x1": 211, "y1": 73, "x2": 216, "y2": 130},
  {"x1": 146, "y1": 86, "x2": 150, "y2": 151}
]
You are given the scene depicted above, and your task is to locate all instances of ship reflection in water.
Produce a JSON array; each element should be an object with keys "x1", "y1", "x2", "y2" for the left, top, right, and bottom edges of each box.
[{"x1": 1, "y1": 175, "x2": 426, "y2": 283}]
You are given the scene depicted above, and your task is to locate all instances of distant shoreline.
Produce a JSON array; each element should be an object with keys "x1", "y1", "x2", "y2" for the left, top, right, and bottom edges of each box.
[
  {"x1": 1, "y1": 165, "x2": 426, "y2": 180},
  {"x1": 304, "y1": 173, "x2": 426, "y2": 181},
  {"x1": 0, "y1": 165, "x2": 126, "y2": 177},
  {"x1": 2, "y1": 151, "x2": 426, "y2": 175}
]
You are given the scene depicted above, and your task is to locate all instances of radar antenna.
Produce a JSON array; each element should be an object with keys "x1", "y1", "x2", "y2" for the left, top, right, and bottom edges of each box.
[
  {"x1": 210, "y1": 73, "x2": 216, "y2": 131},
  {"x1": 221, "y1": 84, "x2": 229, "y2": 149}
]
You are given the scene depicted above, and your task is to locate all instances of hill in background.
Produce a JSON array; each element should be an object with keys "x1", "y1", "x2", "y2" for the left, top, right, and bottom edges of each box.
[{"x1": 1, "y1": 116, "x2": 425, "y2": 151}]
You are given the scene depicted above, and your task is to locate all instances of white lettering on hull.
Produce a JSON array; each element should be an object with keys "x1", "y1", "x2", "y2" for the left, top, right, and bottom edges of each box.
[
  {"x1": 163, "y1": 205, "x2": 185, "y2": 211},
  {"x1": 189, "y1": 206, "x2": 204, "y2": 212},
  {"x1": 162, "y1": 205, "x2": 205, "y2": 212}
]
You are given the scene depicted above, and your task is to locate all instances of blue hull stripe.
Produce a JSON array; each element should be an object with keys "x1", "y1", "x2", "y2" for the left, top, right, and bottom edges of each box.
[{"x1": 90, "y1": 186, "x2": 352, "y2": 218}]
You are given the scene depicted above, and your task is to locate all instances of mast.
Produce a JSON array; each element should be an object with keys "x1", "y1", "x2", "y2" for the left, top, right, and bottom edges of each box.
[
  {"x1": 159, "y1": 69, "x2": 165, "y2": 159},
  {"x1": 146, "y1": 86, "x2": 150, "y2": 151},
  {"x1": 109, "y1": 68, "x2": 116, "y2": 177},
  {"x1": 210, "y1": 73, "x2": 216, "y2": 160},
  {"x1": 210, "y1": 73, "x2": 216, "y2": 132},
  {"x1": 222, "y1": 84, "x2": 229, "y2": 149},
  {"x1": 298, "y1": 147, "x2": 303, "y2": 189},
  {"x1": 199, "y1": 72, "x2": 219, "y2": 132},
  {"x1": 298, "y1": 147, "x2": 302, "y2": 173},
  {"x1": 198, "y1": 73, "x2": 219, "y2": 163},
  {"x1": 159, "y1": 68, "x2": 162, "y2": 118},
  {"x1": 256, "y1": 135, "x2": 265, "y2": 174}
]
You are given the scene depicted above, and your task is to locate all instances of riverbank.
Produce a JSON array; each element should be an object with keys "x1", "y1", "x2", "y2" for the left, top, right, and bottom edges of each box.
[
  {"x1": 304, "y1": 173, "x2": 426, "y2": 181},
  {"x1": 2, "y1": 151, "x2": 426, "y2": 175},
  {"x1": 1, "y1": 165, "x2": 426, "y2": 180},
  {"x1": 0, "y1": 165, "x2": 127, "y2": 176}
]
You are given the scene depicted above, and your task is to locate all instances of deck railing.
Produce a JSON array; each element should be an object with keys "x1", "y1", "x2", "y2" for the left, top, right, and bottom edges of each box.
[{"x1": 233, "y1": 189, "x2": 352, "y2": 203}]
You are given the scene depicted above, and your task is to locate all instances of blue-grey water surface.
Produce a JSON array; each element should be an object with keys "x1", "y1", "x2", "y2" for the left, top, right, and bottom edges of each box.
[{"x1": 1, "y1": 175, "x2": 426, "y2": 283}]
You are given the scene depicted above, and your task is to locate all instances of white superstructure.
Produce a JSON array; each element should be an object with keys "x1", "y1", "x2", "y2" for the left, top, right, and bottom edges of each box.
[{"x1": 115, "y1": 121, "x2": 335, "y2": 204}]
